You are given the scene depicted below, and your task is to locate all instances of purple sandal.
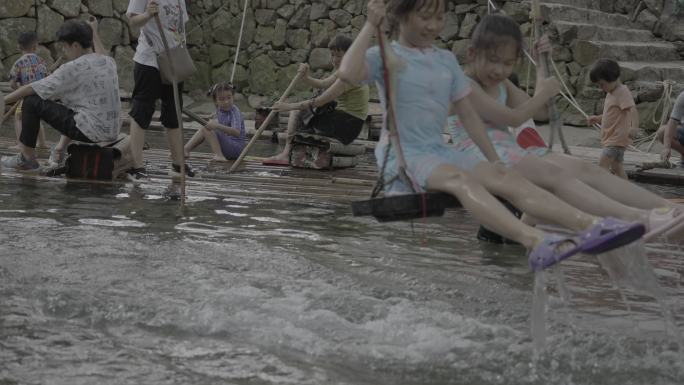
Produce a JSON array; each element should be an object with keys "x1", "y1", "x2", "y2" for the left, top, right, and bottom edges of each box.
[
  {"x1": 528, "y1": 234, "x2": 583, "y2": 272},
  {"x1": 578, "y1": 217, "x2": 645, "y2": 255}
]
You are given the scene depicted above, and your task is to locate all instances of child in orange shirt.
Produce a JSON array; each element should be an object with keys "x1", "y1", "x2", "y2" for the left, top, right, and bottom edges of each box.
[{"x1": 587, "y1": 59, "x2": 639, "y2": 179}]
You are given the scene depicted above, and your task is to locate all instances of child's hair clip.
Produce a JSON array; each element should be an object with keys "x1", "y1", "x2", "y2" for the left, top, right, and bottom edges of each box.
[{"x1": 207, "y1": 81, "x2": 235, "y2": 97}]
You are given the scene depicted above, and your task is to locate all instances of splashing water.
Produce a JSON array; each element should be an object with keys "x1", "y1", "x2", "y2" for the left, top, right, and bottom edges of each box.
[
  {"x1": 531, "y1": 270, "x2": 548, "y2": 352},
  {"x1": 597, "y1": 241, "x2": 683, "y2": 350}
]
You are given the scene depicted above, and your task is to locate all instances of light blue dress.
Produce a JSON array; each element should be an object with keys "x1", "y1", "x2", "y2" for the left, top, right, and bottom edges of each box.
[
  {"x1": 448, "y1": 82, "x2": 548, "y2": 166},
  {"x1": 365, "y1": 42, "x2": 482, "y2": 194}
]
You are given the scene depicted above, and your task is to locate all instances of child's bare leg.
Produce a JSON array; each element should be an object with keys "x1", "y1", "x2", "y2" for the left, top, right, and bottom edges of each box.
[
  {"x1": 12, "y1": 117, "x2": 22, "y2": 150},
  {"x1": 670, "y1": 141, "x2": 684, "y2": 160},
  {"x1": 202, "y1": 128, "x2": 227, "y2": 161},
  {"x1": 426, "y1": 164, "x2": 544, "y2": 249},
  {"x1": 129, "y1": 120, "x2": 146, "y2": 169},
  {"x1": 37, "y1": 125, "x2": 48, "y2": 148},
  {"x1": 166, "y1": 127, "x2": 185, "y2": 166},
  {"x1": 612, "y1": 159, "x2": 628, "y2": 179},
  {"x1": 514, "y1": 155, "x2": 645, "y2": 221},
  {"x1": 184, "y1": 129, "x2": 205, "y2": 158},
  {"x1": 471, "y1": 162, "x2": 596, "y2": 232},
  {"x1": 265, "y1": 111, "x2": 297, "y2": 161},
  {"x1": 544, "y1": 152, "x2": 672, "y2": 210},
  {"x1": 598, "y1": 153, "x2": 612, "y2": 172},
  {"x1": 55, "y1": 135, "x2": 70, "y2": 151}
]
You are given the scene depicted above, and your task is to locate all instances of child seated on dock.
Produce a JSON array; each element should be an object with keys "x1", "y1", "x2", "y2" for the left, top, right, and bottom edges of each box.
[
  {"x1": 1, "y1": 18, "x2": 120, "y2": 171},
  {"x1": 8, "y1": 31, "x2": 50, "y2": 150},
  {"x1": 587, "y1": 59, "x2": 639, "y2": 179},
  {"x1": 656, "y1": 90, "x2": 684, "y2": 167},
  {"x1": 448, "y1": 14, "x2": 681, "y2": 242},
  {"x1": 339, "y1": 0, "x2": 647, "y2": 271},
  {"x1": 264, "y1": 35, "x2": 370, "y2": 164},
  {"x1": 184, "y1": 82, "x2": 246, "y2": 161}
]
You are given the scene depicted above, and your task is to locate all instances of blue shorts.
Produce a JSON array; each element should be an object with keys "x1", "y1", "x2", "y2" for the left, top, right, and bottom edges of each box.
[
  {"x1": 380, "y1": 144, "x2": 483, "y2": 195},
  {"x1": 602, "y1": 146, "x2": 626, "y2": 162},
  {"x1": 677, "y1": 125, "x2": 684, "y2": 146}
]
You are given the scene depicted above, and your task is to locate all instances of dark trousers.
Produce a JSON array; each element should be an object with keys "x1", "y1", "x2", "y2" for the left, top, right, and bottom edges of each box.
[{"x1": 20, "y1": 94, "x2": 92, "y2": 149}]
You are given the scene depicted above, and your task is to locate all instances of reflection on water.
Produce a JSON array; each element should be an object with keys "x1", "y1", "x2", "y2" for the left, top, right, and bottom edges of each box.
[{"x1": 0, "y1": 173, "x2": 683, "y2": 385}]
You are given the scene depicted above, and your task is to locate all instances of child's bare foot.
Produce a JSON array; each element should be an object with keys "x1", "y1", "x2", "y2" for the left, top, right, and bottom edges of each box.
[
  {"x1": 263, "y1": 151, "x2": 289, "y2": 163},
  {"x1": 210, "y1": 155, "x2": 228, "y2": 162}
]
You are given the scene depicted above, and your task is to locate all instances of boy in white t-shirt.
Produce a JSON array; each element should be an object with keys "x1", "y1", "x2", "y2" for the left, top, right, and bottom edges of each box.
[{"x1": 2, "y1": 18, "x2": 120, "y2": 171}]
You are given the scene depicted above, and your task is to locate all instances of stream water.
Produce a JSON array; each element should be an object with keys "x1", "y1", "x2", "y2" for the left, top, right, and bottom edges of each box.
[{"x1": 1, "y1": 130, "x2": 683, "y2": 384}]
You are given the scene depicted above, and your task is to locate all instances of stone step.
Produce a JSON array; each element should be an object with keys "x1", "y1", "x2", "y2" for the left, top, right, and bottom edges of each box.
[
  {"x1": 534, "y1": 0, "x2": 601, "y2": 11},
  {"x1": 540, "y1": 3, "x2": 638, "y2": 29},
  {"x1": 552, "y1": 21, "x2": 653, "y2": 45},
  {"x1": 620, "y1": 61, "x2": 684, "y2": 83},
  {"x1": 573, "y1": 40, "x2": 679, "y2": 66}
]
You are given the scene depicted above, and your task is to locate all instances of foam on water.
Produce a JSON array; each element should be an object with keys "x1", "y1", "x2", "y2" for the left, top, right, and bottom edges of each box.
[{"x1": 1, "y1": 176, "x2": 684, "y2": 384}]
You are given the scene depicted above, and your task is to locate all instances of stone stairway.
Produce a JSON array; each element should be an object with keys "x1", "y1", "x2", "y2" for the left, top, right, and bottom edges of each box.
[{"x1": 525, "y1": 0, "x2": 684, "y2": 129}]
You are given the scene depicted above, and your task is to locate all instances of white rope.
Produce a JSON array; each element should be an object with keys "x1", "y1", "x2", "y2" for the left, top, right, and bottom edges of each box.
[
  {"x1": 645, "y1": 80, "x2": 675, "y2": 151},
  {"x1": 230, "y1": 0, "x2": 250, "y2": 83}
]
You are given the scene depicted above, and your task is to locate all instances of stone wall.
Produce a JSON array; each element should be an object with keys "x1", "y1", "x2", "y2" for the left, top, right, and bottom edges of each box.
[{"x1": 0, "y1": 0, "x2": 678, "y2": 122}]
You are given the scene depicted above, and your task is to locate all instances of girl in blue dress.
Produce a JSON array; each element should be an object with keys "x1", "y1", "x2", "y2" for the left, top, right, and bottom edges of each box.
[
  {"x1": 338, "y1": 0, "x2": 646, "y2": 271},
  {"x1": 448, "y1": 13, "x2": 683, "y2": 238}
]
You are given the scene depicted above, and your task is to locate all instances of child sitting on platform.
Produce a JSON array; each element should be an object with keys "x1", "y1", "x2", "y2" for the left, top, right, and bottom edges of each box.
[
  {"x1": 656, "y1": 89, "x2": 684, "y2": 166},
  {"x1": 264, "y1": 35, "x2": 370, "y2": 164},
  {"x1": 184, "y1": 82, "x2": 246, "y2": 161},
  {"x1": 448, "y1": 13, "x2": 681, "y2": 242},
  {"x1": 8, "y1": 31, "x2": 50, "y2": 150},
  {"x1": 587, "y1": 58, "x2": 639, "y2": 179},
  {"x1": 1, "y1": 18, "x2": 120, "y2": 171},
  {"x1": 339, "y1": 0, "x2": 646, "y2": 271}
]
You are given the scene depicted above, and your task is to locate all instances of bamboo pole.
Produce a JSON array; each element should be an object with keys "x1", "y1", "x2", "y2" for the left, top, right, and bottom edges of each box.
[
  {"x1": 531, "y1": 0, "x2": 571, "y2": 155},
  {"x1": 155, "y1": 15, "x2": 187, "y2": 206},
  {"x1": 228, "y1": 72, "x2": 304, "y2": 173}
]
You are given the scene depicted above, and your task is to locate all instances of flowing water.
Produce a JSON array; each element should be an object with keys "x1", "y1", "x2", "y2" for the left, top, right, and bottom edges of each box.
[{"x1": 1, "y1": 136, "x2": 684, "y2": 384}]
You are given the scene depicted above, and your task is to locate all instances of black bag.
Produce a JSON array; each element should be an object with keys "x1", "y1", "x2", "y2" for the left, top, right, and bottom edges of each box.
[
  {"x1": 298, "y1": 100, "x2": 337, "y2": 128},
  {"x1": 63, "y1": 135, "x2": 132, "y2": 180}
]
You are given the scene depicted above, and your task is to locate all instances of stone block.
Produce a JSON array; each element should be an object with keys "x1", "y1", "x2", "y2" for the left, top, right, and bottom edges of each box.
[
  {"x1": 0, "y1": 0, "x2": 32, "y2": 18},
  {"x1": 114, "y1": 45, "x2": 135, "y2": 92},
  {"x1": 209, "y1": 44, "x2": 233, "y2": 66},
  {"x1": 458, "y1": 13, "x2": 478, "y2": 39},
  {"x1": 98, "y1": 17, "x2": 124, "y2": 48},
  {"x1": 310, "y1": 3, "x2": 328, "y2": 20},
  {"x1": 572, "y1": 40, "x2": 600, "y2": 66},
  {"x1": 286, "y1": 29, "x2": 310, "y2": 49},
  {"x1": 112, "y1": 0, "x2": 129, "y2": 14},
  {"x1": 248, "y1": 54, "x2": 278, "y2": 94},
  {"x1": 439, "y1": 12, "x2": 459, "y2": 42},
  {"x1": 37, "y1": 6, "x2": 63, "y2": 44},
  {"x1": 185, "y1": 60, "x2": 211, "y2": 91},
  {"x1": 277, "y1": 5, "x2": 295, "y2": 19},
  {"x1": 255, "y1": 9, "x2": 277, "y2": 26},
  {"x1": 288, "y1": 5, "x2": 311, "y2": 28},
  {"x1": 273, "y1": 19, "x2": 287, "y2": 49},
  {"x1": 309, "y1": 48, "x2": 332, "y2": 70},
  {"x1": 255, "y1": 25, "x2": 275, "y2": 44},
  {"x1": 86, "y1": 0, "x2": 114, "y2": 17},
  {"x1": 329, "y1": 9, "x2": 352, "y2": 27},
  {"x1": 48, "y1": 0, "x2": 80, "y2": 18}
]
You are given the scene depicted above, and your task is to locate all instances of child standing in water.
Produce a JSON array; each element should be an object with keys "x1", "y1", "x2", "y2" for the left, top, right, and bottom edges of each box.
[
  {"x1": 448, "y1": 14, "x2": 679, "y2": 238},
  {"x1": 587, "y1": 59, "x2": 639, "y2": 179},
  {"x1": 339, "y1": 0, "x2": 645, "y2": 270},
  {"x1": 8, "y1": 31, "x2": 50, "y2": 150},
  {"x1": 184, "y1": 82, "x2": 246, "y2": 161}
]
